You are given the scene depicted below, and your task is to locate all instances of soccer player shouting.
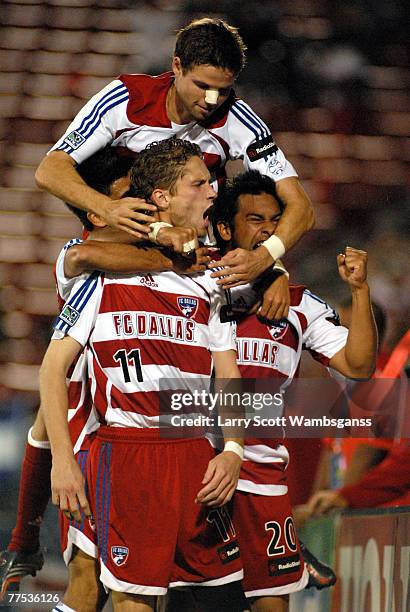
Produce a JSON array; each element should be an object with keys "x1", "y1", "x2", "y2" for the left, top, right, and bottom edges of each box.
[
  {"x1": 36, "y1": 18, "x2": 314, "y2": 287},
  {"x1": 41, "y1": 140, "x2": 247, "y2": 612}
]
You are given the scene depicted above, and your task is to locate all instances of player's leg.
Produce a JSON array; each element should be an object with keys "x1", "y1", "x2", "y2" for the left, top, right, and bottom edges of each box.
[
  {"x1": 232, "y1": 489, "x2": 308, "y2": 612},
  {"x1": 62, "y1": 546, "x2": 107, "y2": 612},
  {"x1": 166, "y1": 583, "x2": 249, "y2": 612},
  {"x1": 0, "y1": 408, "x2": 49, "y2": 596},
  {"x1": 248, "y1": 594, "x2": 289, "y2": 612},
  {"x1": 111, "y1": 592, "x2": 156, "y2": 611},
  {"x1": 8, "y1": 408, "x2": 50, "y2": 553},
  {"x1": 299, "y1": 540, "x2": 337, "y2": 589},
  {"x1": 172, "y1": 444, "x2": 245, "y2": 612},
  {"x1": 87, "y1": 430, "x2": 175, "y2": 606}
]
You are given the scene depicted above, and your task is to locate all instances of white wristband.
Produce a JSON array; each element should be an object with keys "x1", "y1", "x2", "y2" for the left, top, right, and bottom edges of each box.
[
  {"x1": 148, "y1": 222, "x2": 172, "y2": 243},
  {"x1": 224, "y1": 441, "x2": 244, "y2": 460},
  {"x1": 261, "y1": 235, "x2": 285, "y2": 262},
  {"x1": 28, "y1": 426, "x2": 51, "y2": 450},
  {"x1": 273, "y1": 258, "x2": 290, "y2": 279},
  {"x1": 183, "y1": 239, "x2": 197, "y2": 253}
]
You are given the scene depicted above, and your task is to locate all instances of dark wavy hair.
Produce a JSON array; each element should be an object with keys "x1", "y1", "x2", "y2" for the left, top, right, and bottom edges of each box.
[
  {"x1": 175, "y1": 18, "x2": 246, "y2": 76},
  {"x1": 66, "y1": 146, "x2": 134, "y2": 230},
  {"x1": 210, "y1": 170, "x2": 284, "y2": 253}
]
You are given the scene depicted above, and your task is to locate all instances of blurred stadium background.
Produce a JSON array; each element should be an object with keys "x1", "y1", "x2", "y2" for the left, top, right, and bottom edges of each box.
[{"x1": 0, "y1": 0, "x2": 408, "y2": 609}]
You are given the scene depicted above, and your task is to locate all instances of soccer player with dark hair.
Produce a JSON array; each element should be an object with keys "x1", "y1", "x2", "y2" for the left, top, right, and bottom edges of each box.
[
  {"x1": 35, "y1": 17, "x2": 314, "y2": 289},
  {"x1": 209, "y1": 170, "x2": 376, "y2": 612}
]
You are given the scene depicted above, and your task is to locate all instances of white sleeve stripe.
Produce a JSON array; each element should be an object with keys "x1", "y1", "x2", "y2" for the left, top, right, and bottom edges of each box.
[
  {"x1": 58, "y1": 89, "x2": 129, "y2": 155},
  {"x1": 234, "y1": 100, "x2": 270, "y2": 136},
  {"x1": 54, "y1": 272, "x2": 100, "y2": 333},
  {"x1": 63, "y1": 238, "x2": 82, "y2": 250},
  {"x1": 75, "y1": 83, "x2": 127, "y2": 136},
  {"x1": 80, "y1": 93, "x2": 129, "y2": 140},
  {"x1": 231, "y1": 105, "x2": 261, "y2": 139},
  {"x1": 58, "y1": 143, "x2": 73, "y2": 153}
]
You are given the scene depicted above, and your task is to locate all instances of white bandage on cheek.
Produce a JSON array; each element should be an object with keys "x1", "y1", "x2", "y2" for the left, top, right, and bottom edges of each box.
[
  {"x1": 148, "y1": 221, "x2": 172, "y2": 242},
  {"x1": 224, "y1": 441, "x2": 244, "y2": 460},
  {"x1": 261, "y1": 235, "x2": 285, "y2": 262},
  {"x1": 205, "y1": 89, "x2": 219, "y2": 105}
]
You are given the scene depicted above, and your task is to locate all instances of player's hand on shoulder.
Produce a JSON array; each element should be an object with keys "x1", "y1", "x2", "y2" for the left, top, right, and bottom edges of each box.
[
  {"x1": 103, "y1": 197, "x2": 158, "y2": 239},
  {"x1": 337, "y1": 247, "x2": 368, "y2": 290},
  {"x1": 156, "y1": 226, "x2": 199, "y2": 254},
  {"x1": 172, "y1": 247, "x2": 211, "y2": 274},
  {"x1": 251, "y1": 273, "x2": 290, "y2": 321},
  {"x1": 51, "y1": 456, "x2": 91, "y2": 522},
  {"x1": 195, "y1": 451, "x2": 242, "y2": 507},
  {"x1": 210, "y1": 247, "x2": 273, "y2": 288}
]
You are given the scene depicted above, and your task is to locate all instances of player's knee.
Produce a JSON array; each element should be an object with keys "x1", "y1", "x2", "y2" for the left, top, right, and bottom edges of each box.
[
  {"x1": 65, "y1": 548, "x2": 106, "y2": 612},
  {"x1": 111, "y1": 591, "x2": 156, "y2": 611},
  {"x1": 249, "y1": 594, "x2": 289, "y2": 612}
]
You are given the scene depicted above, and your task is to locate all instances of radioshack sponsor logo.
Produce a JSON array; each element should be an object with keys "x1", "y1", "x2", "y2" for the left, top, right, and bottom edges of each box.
[
  {"x1": 111, "y1": 546, "x2": 129, "y2": 566},
  {"x1": 60, "y1": 304, "x2": 80, "y2": 327},
  {"x1": 140, "y1": 274, "x2": 158, "y2": 288},
  {"x1": 268, "y1": 553, "x2": 301, "y2": 576},
  {"x1": 247, "y1": 135, "x2": 278, "y2": 162},
  {"x1": 64, "y1": 130, "x2": 86, "y2": 149},
  {"x1": 218, "y1": 541, "x2": 240, "y2": 564}
]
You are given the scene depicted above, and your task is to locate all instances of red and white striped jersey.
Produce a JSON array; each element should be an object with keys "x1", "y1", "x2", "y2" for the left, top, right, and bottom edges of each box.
[
  {"x1": 232, "y1": 284, "x2": 348, "y2": 495},
  {"x1": 50, "y1": 72, "x2": 296, "y2": 186},
  {"x1": 55, "y1": 240, "x2": 100, "y2": 453},
  {"x1": 53, "y1": 269, "x2": 235, "y2": 429},
  {"x1": 55, "y1": 238, "x2": 84, "y2": 308}
]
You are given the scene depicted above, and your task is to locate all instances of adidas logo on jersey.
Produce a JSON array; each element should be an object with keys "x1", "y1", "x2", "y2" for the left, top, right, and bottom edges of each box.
[{"x1": 139, "y1": 274, "x2": 158, "y2": 288}]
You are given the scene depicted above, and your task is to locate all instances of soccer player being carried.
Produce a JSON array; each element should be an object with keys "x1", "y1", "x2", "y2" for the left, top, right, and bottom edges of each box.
[
  {"x1": 35, "y1": 17, "x2": 314, "y2": 288},
  {"x1": 40, "y1": 139, "x2": 248, "y2": 612},
  {"x1": 207, "y1": 170, "x2": 377, "y2": 612}
]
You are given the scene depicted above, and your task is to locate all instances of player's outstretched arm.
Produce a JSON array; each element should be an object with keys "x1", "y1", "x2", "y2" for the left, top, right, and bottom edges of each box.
[
  {"x1": 65, "y1": 241, "x2": 173, "y2": 278},
  {"x1": 329, "y1": 247, "x2": 377, "y2": 379},
  {"x1": 306, "y1": 490, "x2": 349, "y2": 516},
  {"x1": 35, "y1": 150, "x2": 160, "y2": 239},
  {"x1": 64, "y1": 242, "x2": 211, "y2": 278},
  {"x1": 39, "y1": 336, "x2": 91, "y2": 522}
]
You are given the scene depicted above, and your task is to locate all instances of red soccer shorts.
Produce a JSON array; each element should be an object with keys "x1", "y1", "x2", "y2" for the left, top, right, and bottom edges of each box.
[
  {"x1": 59, "y1": 447, "x2": 98, "y2": 565},
  {"x1": 88, "y1": 427, "x2": 243, "y2": 595},
  {"x1": 232, "y1": 489, "x2": 308, "y2": 597}
]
